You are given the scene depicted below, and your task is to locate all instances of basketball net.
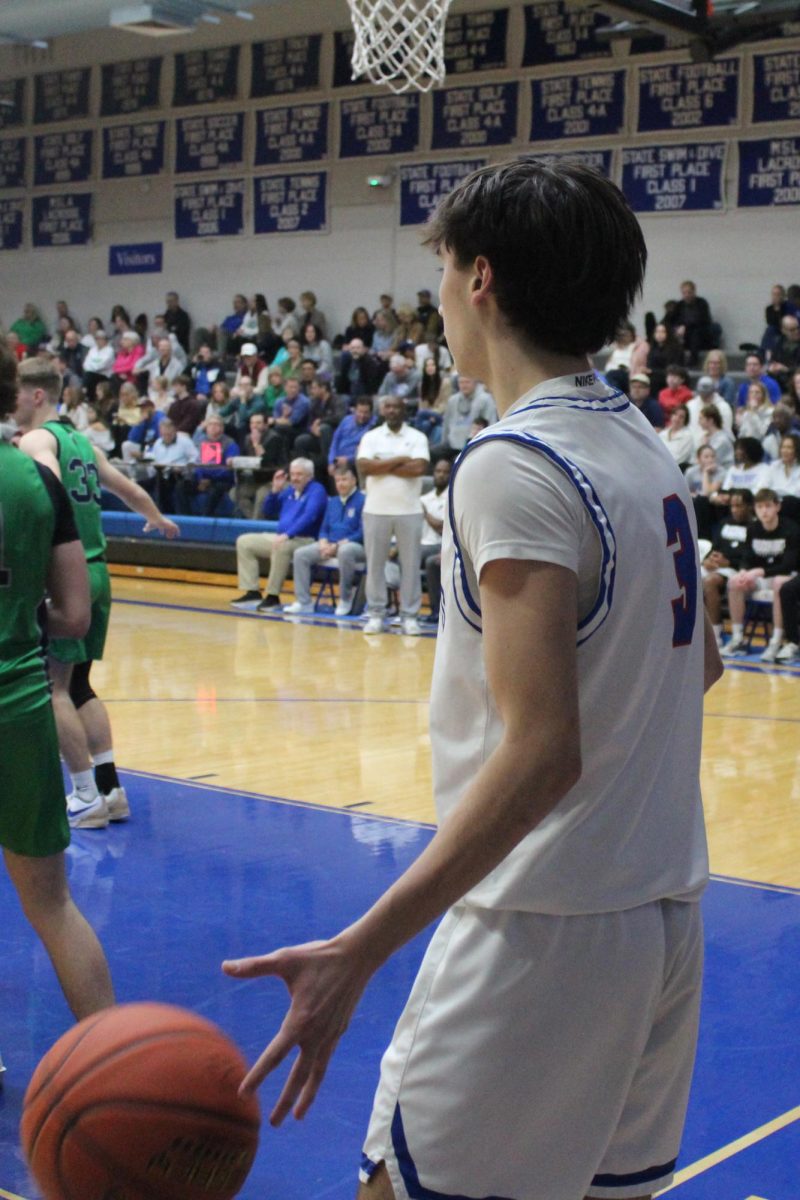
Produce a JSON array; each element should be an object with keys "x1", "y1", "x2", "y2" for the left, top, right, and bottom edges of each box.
[{"x1": 347, "y1": 0, "x2": 453, "y2": 94}]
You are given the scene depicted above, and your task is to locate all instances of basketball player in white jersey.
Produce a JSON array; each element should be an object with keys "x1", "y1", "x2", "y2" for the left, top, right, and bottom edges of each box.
[{"x1": 224, "y1": 158, "x2": 723, "y2": 1200}]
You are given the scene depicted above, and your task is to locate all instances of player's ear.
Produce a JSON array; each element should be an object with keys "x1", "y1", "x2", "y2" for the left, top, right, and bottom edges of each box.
[{"x1": 471, "y1": 256, "x2": 493, "y2": 303}]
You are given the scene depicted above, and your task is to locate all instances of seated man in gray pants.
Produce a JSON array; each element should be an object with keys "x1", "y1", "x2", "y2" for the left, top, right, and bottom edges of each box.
[
  {"x1": 356, "y1": 396, "x2": 430, "y2": 637},
  {"x1": 284, "y1": 465, "x2": 366, "y2": 617},
  {"x1": 230, "y1": 457, "x2": 327, "y2": 612}
]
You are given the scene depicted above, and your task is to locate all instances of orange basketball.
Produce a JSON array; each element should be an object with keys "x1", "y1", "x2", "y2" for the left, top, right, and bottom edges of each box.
[{"x1": 20, "y1": 1002, "x2": 261, "y2": 1200}]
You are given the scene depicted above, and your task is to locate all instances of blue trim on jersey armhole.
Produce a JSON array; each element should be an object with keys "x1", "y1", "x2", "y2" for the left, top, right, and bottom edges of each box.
[
  {"x1": 391, "y1": 1104, "x2": 515, "y2": 1200},
  {"x1": 360, "y1": 1153, "x2": 380, "y2": 1178},
  {"x1": 590, "y1": 1157, "x2": 677, "y2": 1188},
  {"x1": 448, "y1": 432, "x2": 617, "y2": 646}
]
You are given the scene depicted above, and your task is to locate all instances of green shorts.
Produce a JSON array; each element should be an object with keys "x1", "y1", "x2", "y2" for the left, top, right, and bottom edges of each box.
[
  {"x1": 0, "y1": 703, "x2": 70, "y2": 857},
  {"x1": 49, "y1": 560, "x2": 111, "y2": 665}
]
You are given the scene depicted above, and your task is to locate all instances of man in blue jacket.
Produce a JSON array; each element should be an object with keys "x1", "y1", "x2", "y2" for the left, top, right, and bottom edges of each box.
[
  {"x1": 231, "y1": 456, "x2": 327, "y2": 612},
  {"x1": 284, "y1": 465, "x2": 366, "y2": 616},
  {"x1": 328, "y1": 396, "x2": 376, "y2": 475}
]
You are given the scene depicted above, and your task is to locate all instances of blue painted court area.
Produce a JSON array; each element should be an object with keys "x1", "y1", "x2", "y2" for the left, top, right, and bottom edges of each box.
[{"x1": 1, "y1": 772, "x2": 798, "y2": 1200}]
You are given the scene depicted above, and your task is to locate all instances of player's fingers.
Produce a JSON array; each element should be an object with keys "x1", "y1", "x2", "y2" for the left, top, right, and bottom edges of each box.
[
  {"x1": 238, "y1": 1027, "x2": 296, "y2": 1096},
  {"x1": 292, "y1": 1045, "x2": 335, "y2": 1121},
  {"x1": 221, "y1": 952, "x2": 287, "y2": 979},
  {"x1": 269, "y1": 1051, "x2": 315, "y2": 1126}
]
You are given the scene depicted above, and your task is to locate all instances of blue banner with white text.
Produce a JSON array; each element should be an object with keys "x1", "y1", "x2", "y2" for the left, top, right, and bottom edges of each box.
[
  {"x1": 637, "y1": 60, "x2": 739, "y2": 132},
  {"x1": 255, "y1": 103, "x2": 328, "y2": 165},
  {"x1": 101, "y1": 58, "x2": 161, "y2": 116},
  {"x1": 0, "y1": 79, "x2": 25, "y2": 130},
  {"x1": 432, "y1": 83, "x2": 518, "y2": 151},
  {"x1": 444, "y1": 8, "x2": 509, "y2": 74},
  {"x1": 0, "y1": 199, "x2": 24, "y2": 250},
  {"x1": 109, "y1": 242, "x2": 163, "y2": 275},
  {"x1": 174, "y1": 179, "x2": 244, "y2": 238},
  {"x1": 400, "y1": 159, "x2": 486, "y2": 226},
  {"x1": 173, "y1": 46, "x2": 239, "y2": 107},
  {"x1": 530, "y1": 70, "x2": 625, "y2": 141},
  {"x1": 102, "y1": 121, "x2": 165, "y2": 179},
  {"x1": 542, "y1": 148, "x2": 612, "y2": 176},
  {"x1": 251, "y1": 36, "x2": 322, "y2": 97},
  {"x1": 339, "y1": 94, "x2": 420, "y2": 158},
  {"x1": 32, "y1": 193, "x2": 92, "y2": 247},
  {"x1": 34, "y1": 69, "x2": 91, "y2": 125},
  {"x1": 253, "y1": 172, "x2": 327, "y2": 234},
  {"x1": 34, "y1": 130, "x2": 93, "y2": 187},
  {"x1": 175, "y1": 113, "x2": 244, "y2": 174},
  {"x1": 522, "y1": 2, "x2": 611, "y2": 66},
  {"x1": 621, "y1": 143, "x2": 726, "y2": 213},
  {"x1": 738, "y1": 138, "x2": 800, "y2": 207},
  {"x1": 752, "y1": 52, "x2": 800, "y2": 124},
  {"x1": 0, "y1": 137, "x2": 26, "y2": 189}
]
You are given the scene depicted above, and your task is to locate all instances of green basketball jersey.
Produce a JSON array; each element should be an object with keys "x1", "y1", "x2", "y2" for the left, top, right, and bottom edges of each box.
[
  {"x1": 0, "y1": 441, "x2": 56, "y2": 718},
  {"x1": 44, "y1": 418, "x2": 106, "y2": 561}
]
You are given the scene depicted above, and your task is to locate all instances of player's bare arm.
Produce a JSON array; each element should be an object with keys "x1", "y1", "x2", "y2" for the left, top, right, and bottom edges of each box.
[
  {"x1": 18, "y1": 427, "x2": 61, "y2": 479},
  {"x1": 93, "y1": 447, "x2": 179, "y2": 539},
  {"x1": 46, "y1": 538, "x2": 90, "y2": 640},
  {"x1": 223, "y1": 557, "x2": 581, "y2": 1122},
  {"x1": 703, "y1": 610, "x2": 724, "y2": 693}
]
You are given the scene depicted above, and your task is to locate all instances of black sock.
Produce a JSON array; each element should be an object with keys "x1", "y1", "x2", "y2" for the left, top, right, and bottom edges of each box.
[{"x1": 95, "y1": 761, "x2": 120, "y2": 794}]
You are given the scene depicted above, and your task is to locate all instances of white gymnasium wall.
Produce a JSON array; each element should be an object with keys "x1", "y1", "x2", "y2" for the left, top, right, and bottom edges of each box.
[{"x1": 0, "y1": 0, "x2": 797, "y2": 349}]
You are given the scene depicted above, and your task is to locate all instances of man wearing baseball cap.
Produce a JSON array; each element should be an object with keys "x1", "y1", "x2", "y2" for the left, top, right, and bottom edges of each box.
[
  {"x1": 687, "y1": 374, "x2": 733, "y2": 434},
  {"x1": 628, "y1": 373, "x2": 664, "y2": 428}
]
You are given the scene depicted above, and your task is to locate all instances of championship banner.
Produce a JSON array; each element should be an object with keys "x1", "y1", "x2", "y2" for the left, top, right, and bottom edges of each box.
[
  {"x1": 255, "y1": 103, "x2": 328, "y2": 165},
  {"x1": 0, "y1": 137, "x2": 26, "y2": 189},
  {"x1": 173, "y1": 46, "x2": 239, "y2": 107},
  {"x1": 251, "y1": 36, "x2": 322, "y2": 97},
  {"x1": 738, "y1": 138, "x2": 800, "y2": 207},
  {"x1": 175, "y1": 113, "x2": 244, "y2": 174},
  {"x1": 34, "y1": 130, "x2": 93, "y2": 187},
  {"x1": 0, "y1": 199, "x2": 24, "y2": 250},
  {"x1": 333, "y1": 29, "x2": 370, "y2": 88},
  {"x1": 400, "y1": 159, "x2": 485, "y2": 226},
  {"x1": 34, "y1": 69, "x2": 91, "y2": 125},
  {"x1": 253, "y1": 172, "x2": 327, "y2": 234},
  {"x1": 102, "y1": 121, "x2": 166, "y2": 179},
  {"x1": 752, "y1": 52, "x2": 800, "y2": 124},
  {"x1": 542, "y1": 148, "x2": 612, "y2": 176},
  {"x1": 174, "y1": 178, "x2": 244, "y2": 238},
  {"x1": 431, "y1": 82, "x2": 518, "y2": 151},
  {"x1": 0, "y1": 79, "x2": 25, "y2": 130},
  {"x1": 637, "y1": 60, "x2": 739, "y2": 132},
  {"x1": 100, "y1": 58, "x2": 161, "y2": 116},
  {"x1": 522, "y1": 2, "x2": 611, "y2": 66},
  {"x1": 444, "y1": 8, "x2": 509, "y2": 75},
  {"x1": 530, "y1": 71, "x2": 625, "y2": 141},
  {"x1": 339, "y1": 94, "x2": 420, "y2": 157},
  {"x1": 621, "y1": 143, "x2": 726, "y2": 213},
  {"x1": 32, "y1": 194, "x2": 92, "y2": 247}
]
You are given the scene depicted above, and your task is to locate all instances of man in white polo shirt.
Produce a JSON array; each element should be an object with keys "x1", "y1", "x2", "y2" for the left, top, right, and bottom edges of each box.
[{"x1": 356, "y1": 397, "x2": 430, "y2": 636}]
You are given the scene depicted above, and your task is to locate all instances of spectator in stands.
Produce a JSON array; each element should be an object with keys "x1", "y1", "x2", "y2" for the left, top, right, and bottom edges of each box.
[
  {"x1": 646, "y1": 322, "x2": 684, "y2": 397},
  {"x1": 273, "y1": 296, "x2": 301, "y2": 340},
  {"x1": 55, "y1": 298, "x2": 79, "y2": 332},
  {"x1": 414, "y1": 356, "x2": 452, "y2": 443},
  {"x1": 628, "y1": 373, "x2": 663, "y2": 428},
  {"x1": 111, "y1": 307, "x2": 133, "y2": 350},
  {"x1": 787, "y1": 368, "x2": 800, "y2": 411},
  {"x1": 80, "y1": 316, "x2": 104, "y2": 352},
  {"x1": 280, "y1": 337, "x2": 304, "y2": 381},
  {"x1": 701, "y1": 489, "x2": 754, "y2": 647},
  {"x1": 301, "y1": 323, "x2": 334, "y2": 376},
  {"x1": 60, "y1": 386, "x2": 90, "y2": 432},
  {"x1": 284, "y1": 465, "x2": 366, "y2": 616},
  {"x1": 722, "y1": 487, "x2": 800, "y2": 661},
  {"x1": 47, "y1": 315, "x2": 76, "y2": 356},
  {"x1": 685, "y1": 444, "x2": 724, "y2": 497},
  {"x1": 416, "y1": 289, "x2": 443, "y2": 341},
  {"x1": 328, "y1": 396, "x2": 377, "y2": 474},
  {"x1": 111, "y1": 332, "x2": 144, "y2": 393},
  {"x1": 767, "y1": 314, "x2": 800, "y2": 392},
  {"x1": 391, "y1": 304, "x2": 425, "y2": 351},
  {"x1": 84, "y1": 402, "x2": 114, "y2": 454},
  {"x1": 342, "y1": 307, "x2": 375, "y2": 348},
  {"x1": 146, "y1": 416, "x2": 199, "y2": 512},
  {"x1": 603, "y1": 321, "x2": 648, "y2": 393},
  {"x1": 658, "y1": 364, "x2": 693, "y2": 422},
  {"x1": 122, "y1": 396, "x2": 165, "y2": 462},
  {"x1": 177, "y1": 413, "x2": 239, "y2": 516},
  {"x1": 761, "y1": 284, "x2": 790, "y2": 356},
  {"x1": 695, "y1": 404, "x2": 734, "y2": 468},
  {"x1": 702, "y1": 349, "x2": 736, "y2": 408},
  {"x1": 163, "y1": 290, "x2": 191, "y2": 352},
  {"x1": 145, "y1": 336, "x2": 184, "y2": 392},
  {"x1": 218, "y1": 294, "x2": 250, "y2": 358},
  {"x1": 258, "y1": 367, "x2": 285, "y2": 414},
  {"x1": 378, "y1": 353, "x2": 421, "y2": 406},
  {"x1": 371, "y1": 312, "x2": 395, "y2": 360},
  {"x1": 736, "y1": 351, "x2": 781, "y2": 407},
  {"x1": 762, "y1": 401, "x2": 800, "y2": 462},
  {"x1": 59, "y1": 330, "x2": 85, "y2": 381},
  {"x1": 112, "y1": 382, "x2": 141, "y2": 450},
  {"x1": 735, "y1": 382, "x2": 775, "y2": 442},
  {"x1": 202, "y1": 379, "x2": 230, "y2": 429},
  {"x1": 190, "y1": 343, "x2": 223, "y2": 396},
  {"x1": 659, "y1": 404, "x2": 694, "y2": 469},
  {"x1": 231, "y1": 343, "x2": 265, "y2": 392},
  {"x1": 373, "y1": 293, "x2": 398, "y2": 330},
  {"x1": 337, "y1": 338, "x2": 386, "y2": 402},
  {"x1": 220, "y1": 378, "x2": 266, "y2": 440},
  {"x1": 230, "y1": 458, "x2": 327, "y2": 611},
  {"x1": 765, "y1": 434, "x2": 800, "y2": 522},
  {"x1": 419, "y1": 458, "x2": 451, "y2": 625},
  {"x1": 4, "y1": 331, "x2": 25, "y2": 362},
  {"x1": 356, "y1": 396, "x2": 430, "y2": 637},
  {"x1": 669, "y1": 279, "x2": 715, "y2": 365},
  {"x1": 269, "y1": 377, "x2": 311, "y2": 456},
  {"x1": 774, "y1": 575, "x2": 800, "y2": 662},
  {"x1": 294, "y1": 378, "x2": 341, "y2": 464},
  {"x1": 299, "y1": 292, "x2": 328, "y2": 340},
  {"x1": 167, "y1": 376, "x2": 204, "y2": 437},
  {"x1": 687, "y1": 374, "x2": 733, "y2": 434},
  {"x1": 82, "y1": 329, "x2": 115, "y2": 401},
  {"x1": 715, "y1": 437, "x2": 769, "y2": 502},
  {"x1": 10, "y1": 303, "x2": 47, "y2": 354},
  {"x1": 442, "y1": 376, "x2": 497, "y2": 452}
]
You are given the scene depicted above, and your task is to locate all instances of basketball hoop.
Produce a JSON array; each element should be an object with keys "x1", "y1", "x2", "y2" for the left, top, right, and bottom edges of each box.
[{"x1": 347, "y1": 0, "x2": 453, "y2": 94}]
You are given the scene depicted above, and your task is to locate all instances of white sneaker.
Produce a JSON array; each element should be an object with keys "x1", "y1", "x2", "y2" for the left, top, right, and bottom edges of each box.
[
  {"x1": 776, "y1": 641, "x2": 799, "y2": 663},
  {"x1": 760, "y1": 643, "x2": 781, "y2": 663},
  {"x1": 721, "y1": 636, "x2": 747, "y2": 657},
  {"x1": 335, "y1": 601, "x2": 352, "y2": 617},
  {"x1": 401, "y1": 617, "x2": 422, "y2": 637},
  {"x1": 105, "y1": 787, "x2": 130, "y2": 822},
  {"x1": 283, "y1": 601, "x2": 314, "y2": 615},
  {"x1": 363, "y1": 617, "x2": 384, "y2": 635},
  {"x1": 67, "y1": 793, "x2": 109, "y2": 830}
]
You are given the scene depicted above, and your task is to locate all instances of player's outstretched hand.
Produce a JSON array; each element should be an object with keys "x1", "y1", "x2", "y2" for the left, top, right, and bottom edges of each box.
[
  {"x1": 222, "y1": 937, "x2": 371, "y2": 1125},
  {"x1": 144, "y1": 516, "x2": 180, "y2": 539}
]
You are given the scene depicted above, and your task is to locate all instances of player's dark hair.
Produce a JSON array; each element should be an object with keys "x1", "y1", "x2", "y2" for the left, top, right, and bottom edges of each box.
[
  {"x1": 422, "y1": 156, "x2": 647, "y2": 357},
  {"x1": 0, "y1": 343, "x2": 18, "y2": 418}
]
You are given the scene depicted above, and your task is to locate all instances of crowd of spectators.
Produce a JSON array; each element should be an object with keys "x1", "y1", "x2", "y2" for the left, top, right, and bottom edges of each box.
[{"x1": 3, "y1": 277, "x2": 799, "y2": 653}]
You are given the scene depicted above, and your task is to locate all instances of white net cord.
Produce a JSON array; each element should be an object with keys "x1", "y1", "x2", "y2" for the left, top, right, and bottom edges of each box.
[{"x1": 347, "y1": 0, "x2": 454, "y2": 94}]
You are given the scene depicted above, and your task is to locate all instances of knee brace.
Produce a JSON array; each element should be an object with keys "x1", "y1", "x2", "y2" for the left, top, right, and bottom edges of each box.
[{"x1": 69, "y1": 660, "x2": 97, "y2": 710}]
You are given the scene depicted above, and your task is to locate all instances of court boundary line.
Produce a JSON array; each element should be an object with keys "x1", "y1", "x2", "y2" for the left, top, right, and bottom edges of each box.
[
  {"x1": 658, "y1": 1103, "x2": 800, "y2": 1193},
  {"x1": 0, "y1": 1187, "x2": 29, "y2": 1200}
]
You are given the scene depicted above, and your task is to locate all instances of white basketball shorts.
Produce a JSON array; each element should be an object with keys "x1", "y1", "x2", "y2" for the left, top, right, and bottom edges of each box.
[{"x1": 361, "y1": 898, "x2": 703, "y2": 1200}]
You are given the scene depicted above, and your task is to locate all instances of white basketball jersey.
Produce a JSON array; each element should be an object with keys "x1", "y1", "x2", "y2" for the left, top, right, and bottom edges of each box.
[{"x1": 430, "y1": 372, "x2": 708, "y2": 915}]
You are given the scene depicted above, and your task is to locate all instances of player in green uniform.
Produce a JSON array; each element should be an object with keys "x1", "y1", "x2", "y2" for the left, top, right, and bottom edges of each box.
[
  {"x1": 15, "y1": 357, "x2": 179, "y2": 830},
  {"x1": 0, "y1": 344, "x2": 114, "y2": 1021}
]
